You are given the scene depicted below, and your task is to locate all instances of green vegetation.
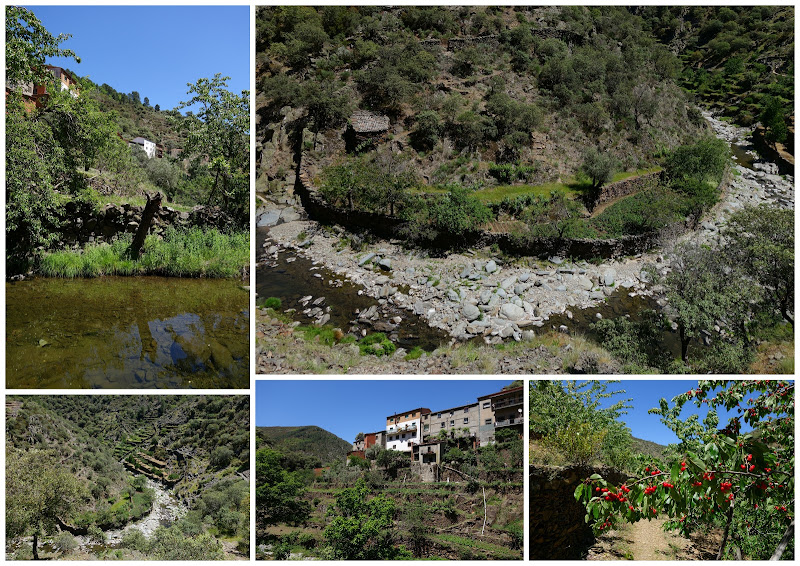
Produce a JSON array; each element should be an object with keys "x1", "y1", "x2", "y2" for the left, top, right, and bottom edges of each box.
[
  {"x1": 5, "y1": 395, "x2": 249, "y2": 560},
  {"x1": 529, "y1": 381, "x2": 634, "y2": 470},
  {"x1": 640, "y1": 6, "x2": 793, "y2": 128},
  {"x1": 258, "y1": 6, "x2": 715, "y2": 248},
  {"x1": 576, "y1": 380, "x2": 794, "y2": 560},
  {"x1": 39, "y1": 228, "x2": 248, "y2": 278},
  {"x1": 256, "y1": 419, "x2": 523, "y2": 560},
  {"x1": 6, "y1": 8, "x2": 249, "y2": 274}
]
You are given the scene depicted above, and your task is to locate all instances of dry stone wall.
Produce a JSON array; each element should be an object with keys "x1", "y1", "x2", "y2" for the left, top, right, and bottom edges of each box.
[
  {"x1": 295, "y1": 154, "x2": 688, "y2": 259},
  {"x1": 55, "y1": 200, "x2": 236, "y2": 248},
  {"x1": 529, "y1": 465, "x2": 630, "y2": 560},
  {"x1": 594, "y1": 171, "x2": 663, "y2": 207}
]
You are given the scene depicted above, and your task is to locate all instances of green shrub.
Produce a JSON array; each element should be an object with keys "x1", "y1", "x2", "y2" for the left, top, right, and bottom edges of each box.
[
  {"x1": 261, "y1": 297, "x2": 282, "y2": 310},
  {"x1": 358, "y1": 333, "x2": 396, "y2": 357}
]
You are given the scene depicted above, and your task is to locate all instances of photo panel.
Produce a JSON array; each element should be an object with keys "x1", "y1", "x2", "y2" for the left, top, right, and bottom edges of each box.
[
  {"x1": 528, "y1": 379, "x2": 794, "y2": 560},
  {"x1": 255, "y1": 5, "x2": 793, "y2": 376},
  {"x1": 5, "y1": 5, "x2": 251, "y2": 389},
  {"x1": 5, "y1": 394, "x2": 251, "y2": 560},
  {"x1": 254, "y1": 378, "x2": 524, "y2": 560}
]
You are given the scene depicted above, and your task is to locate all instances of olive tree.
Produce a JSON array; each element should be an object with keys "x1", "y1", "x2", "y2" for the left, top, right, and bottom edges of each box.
[{"x1": 6, "y1": 449, "x2": 86, "y2": 559}]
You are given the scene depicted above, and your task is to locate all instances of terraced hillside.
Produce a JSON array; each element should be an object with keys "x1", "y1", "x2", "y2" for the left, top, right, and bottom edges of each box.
[{"x1": 6, "y1": 395, "x2": 249, "y2": 561}]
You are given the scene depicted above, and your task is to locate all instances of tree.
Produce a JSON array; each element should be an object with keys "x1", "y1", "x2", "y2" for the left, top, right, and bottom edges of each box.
[
  {"x1": 664, "y1": 241, "x2": 758, "y2": 363},
  {"x1": 5, "y1": 7, "x2": 79, "y2": 100},
  {"x1": 174, "y1": 74, "x2": 249, "y2": 227},
  {"x1": 723, "y1": 205, "x2": 794, "y2": 327},
  {"x1": 664, "y1": 137, "x2": 729, "y2": 186},
  {"x1": 300, "y1": 79, "x2": 353, "y2": 136},
  {"x1": 410, "y1": 110, "x2": 443, "y2": 151},
  {"x1": 580, "y1": 147, "x2": 618, "y2": 207},
  {"x1": 529, "y1": 380, "x2": 633, "y2": 468},
  {"x1": 255, "y1": 447, "x2": 311, "y2": 527},
  {"x1": 143, "y1": 96, "x2": 150, "y2": 107},
  {"x1": 323, "y1": 478, "x2": 409, "y2": 559},
  {"x1": 154, "y1": 103, "x2": 160, "y2": 112},
  {"x1": 7, "y1": 449, "x2": 86, "y2": 559},
  {"x1": 576, "y1": 380, "x2": 794, "y2": 560},
  {"x1": 759, "y1": 95, "x2": 788, "y2": 144}
]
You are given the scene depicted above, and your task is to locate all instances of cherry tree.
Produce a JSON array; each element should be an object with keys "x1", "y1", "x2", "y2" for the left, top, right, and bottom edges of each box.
[{"x1": 575, "y1": 380, "x2": 794, "y2": 560}]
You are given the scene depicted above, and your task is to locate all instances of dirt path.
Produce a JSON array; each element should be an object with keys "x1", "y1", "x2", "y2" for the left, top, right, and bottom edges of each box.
[{"x1": 587, "y1": 518, "x2": 690, "y2": 560}]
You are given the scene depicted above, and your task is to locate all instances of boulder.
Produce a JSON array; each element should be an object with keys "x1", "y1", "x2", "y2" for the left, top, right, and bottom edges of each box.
[
  {"x1": 500, "y1": 303, "x2": 525, "y2": 321},
  {"x1": 462, "y1": 304, "x2": 481, "y2": 322}
]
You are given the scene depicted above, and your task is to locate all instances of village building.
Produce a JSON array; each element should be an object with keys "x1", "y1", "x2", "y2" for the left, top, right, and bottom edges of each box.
[
  {"x1": 421, "y1": 402, "x2": 480, "y2": 446},
  {"x1": 7, "y1": 64, "x2": 80, "y2": 112},
  {"x1": 344, "y1": 109, "x2": 390, "y2": 152},
  {"x1": 412, "y1": 440, "x2": 448, "y2": 464},
  {"x1": 386, "y1": 407, "x2": 430, "y2": 452},
  {"x1": 130, "y1": 136, "x2": 157, "y2": 159},
  {"x1": 478, "y1": 386, "x2": 524, "y2": 445}
]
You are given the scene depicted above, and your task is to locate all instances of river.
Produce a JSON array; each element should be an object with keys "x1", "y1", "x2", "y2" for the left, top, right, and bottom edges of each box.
[
  {"x1": 6, "y1": 276, "x2": 249, "y2": 388},
  {"x1": 255, "y1": 109, "x2": 792, "y2": 359}
]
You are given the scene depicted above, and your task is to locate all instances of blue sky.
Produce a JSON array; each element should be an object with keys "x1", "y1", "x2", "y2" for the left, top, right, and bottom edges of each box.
[
  {"x1": 577, "y1": 379, "x2": 758, "y2": 446},
  {"x1": 25, "y1": 5, "x2": 249, "y2": 112},
  {"x1": 256, "y1": 380, "x2": 520, "y2": 444}
]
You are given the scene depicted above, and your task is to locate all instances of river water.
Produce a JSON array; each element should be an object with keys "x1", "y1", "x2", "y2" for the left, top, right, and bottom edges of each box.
[
  {"x1": 255, "y1": 111, "x2": 790, "y2": 358},
  {"x1": 6, "y1": 276, "x2": 249, "y2": 388}
]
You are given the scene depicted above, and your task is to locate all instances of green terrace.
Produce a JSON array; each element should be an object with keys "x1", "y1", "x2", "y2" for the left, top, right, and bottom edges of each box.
[{"x1": 409, "y1": 166, "x2": 662, "y2": 204}]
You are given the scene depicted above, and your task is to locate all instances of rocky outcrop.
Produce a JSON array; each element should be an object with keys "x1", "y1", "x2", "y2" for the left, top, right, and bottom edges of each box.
[{"x1": 529, "y1": 465, "x2": 630, "y2": 560}]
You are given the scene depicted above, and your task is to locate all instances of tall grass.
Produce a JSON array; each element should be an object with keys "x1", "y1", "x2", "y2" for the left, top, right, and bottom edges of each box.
[{"x1": 39, "y1": 227, "x2": 248, "y2": 278}]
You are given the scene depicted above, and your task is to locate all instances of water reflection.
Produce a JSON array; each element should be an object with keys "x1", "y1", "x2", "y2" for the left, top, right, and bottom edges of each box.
[{"x1": 6, "y1": 277, "x2": 249, "y2": 389}]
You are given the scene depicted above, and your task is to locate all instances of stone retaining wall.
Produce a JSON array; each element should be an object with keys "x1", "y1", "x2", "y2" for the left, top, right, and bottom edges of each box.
[
  {"x1": 446, "y1": 35, "x2": 499, "y2": 51},
  {"x1": 295, "y1": 158, "x2": 688, "y2": 259},
  {"x1": 529, "y1": 465, "x2": 630, "y2": 560},
  {"x1": 54, "y1": 200, "x2": 235, "y2": 247},
  {"x1": 594, "y1": 171, "x2": 663, "y2": 207}
]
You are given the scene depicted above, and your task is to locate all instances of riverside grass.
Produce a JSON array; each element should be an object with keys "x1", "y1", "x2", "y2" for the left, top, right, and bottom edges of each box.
[{"x1": 39, "y1": 227, "x2": 248, "y2": 278}]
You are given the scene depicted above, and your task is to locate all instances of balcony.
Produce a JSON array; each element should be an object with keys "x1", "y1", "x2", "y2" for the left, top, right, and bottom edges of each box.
[
  {"x1": 492, "y1": 397, "x2": 523, "y2": 411},
  {"x1": 495, "y1": 416, "x2": 523, "y2": 428}
]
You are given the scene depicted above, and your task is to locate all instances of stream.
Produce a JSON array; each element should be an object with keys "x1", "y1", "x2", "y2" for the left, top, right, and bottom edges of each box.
[
  {"x1": 40, "y1": 479, "x2": 187, "y2": 556},
  {"x1": 255, "y1": 110, "x2": 792, "y2": 359},
  {"x1": 6, "y1": 276, "x2": 249, "y2": 388},
  {"x1": 257, "y1": 228, "x2": 448, "y2": 351}
]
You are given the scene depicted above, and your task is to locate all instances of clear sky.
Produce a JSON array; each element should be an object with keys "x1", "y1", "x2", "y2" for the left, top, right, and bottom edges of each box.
[
  {"x1": 25, "y1": 5, "x2": 250, "y2": 112},
  {"x1": 576, "y1": 379, "x2": 760, "y2": 446},
  {"x1": 256, "y1": 380, "x2": 520, "y2": 444}
]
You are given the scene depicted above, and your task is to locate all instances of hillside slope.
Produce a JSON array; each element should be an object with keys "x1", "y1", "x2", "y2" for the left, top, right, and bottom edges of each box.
[{"x1": 257, "y1": 425, "x2": 351, "y2": 465}]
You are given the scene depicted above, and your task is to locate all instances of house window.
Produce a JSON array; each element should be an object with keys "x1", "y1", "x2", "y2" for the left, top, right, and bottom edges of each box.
[
  {"x1": 402, "y1": 434, "x2": 406, "y2": 439},
  {"x1": 464, "y1": 408, "x2": 469, "y2": 413},
  {"x1": 450, "y1": 411, "x2": 454, "y2": 416},
  {"x1": 424, "y1": 424, "x2": 429, "y2": 431},
  {"x1": 464, "y1": 418, "x2": 469, "y2": 424},
  {"x1": 437, "y1": 413, "x2": 441, "y2": 418},
  {"x1": 482, "y1": 401, "x2": 490, "y2": 409},
  {"x1": 485, "y1": 419, "x2": 492, "y2": 425},
  {"x1": 450, "y1": 420, "x2": 454, "y2": 426},
  {"x1": 441, "y1": 423, "x2": 445, "y2": 429}
]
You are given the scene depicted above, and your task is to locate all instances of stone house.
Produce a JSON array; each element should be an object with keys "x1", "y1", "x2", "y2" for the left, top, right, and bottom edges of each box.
[{"x1": 344, "y1": 109, "x2": 390, "y2": 152}]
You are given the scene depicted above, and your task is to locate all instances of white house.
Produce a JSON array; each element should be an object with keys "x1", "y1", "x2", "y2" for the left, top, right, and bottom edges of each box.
[
  {"x1": 385, "y1": 408, "x2": 430, "y2": 452},
  {"x1": 130, "y1": 136, "x2": 156, "y2": 159}
]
